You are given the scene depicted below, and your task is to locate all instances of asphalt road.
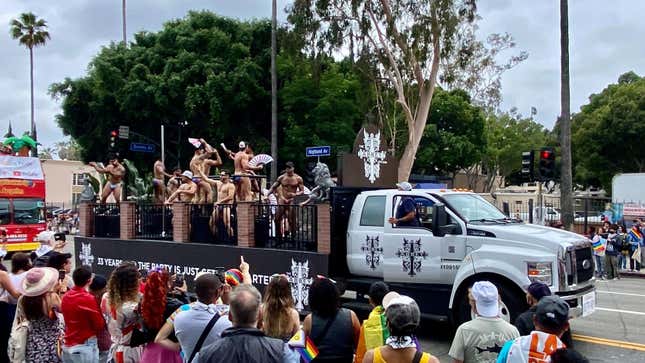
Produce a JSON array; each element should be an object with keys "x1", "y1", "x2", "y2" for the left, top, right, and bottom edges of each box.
[{"x1": 416, "y1": 277, "x2": 645, "y2": 362}]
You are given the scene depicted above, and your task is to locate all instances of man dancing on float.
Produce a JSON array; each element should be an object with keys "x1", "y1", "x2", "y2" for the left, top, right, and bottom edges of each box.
[
  {"x1": 89, "y1": 155, "x2": 126, "y2": 204},
  {"x1": 165, "y1": 171, "x2": 197, "y2": 203},
  {"x1": 267, "y1": 162, "x2": 305, "y2": 237},
  {"x1": 189, "y1": 138, "x2": 221, "y2": 204},
  {"x1": 152, "y1": 158, "x2": 173, "y2": 204},
  {"x1": 227, "y1": 141, "x2": 263, "y2": 202},
  {"x1": 199, "y1": 169, "x2": 236, "y2": 237}
]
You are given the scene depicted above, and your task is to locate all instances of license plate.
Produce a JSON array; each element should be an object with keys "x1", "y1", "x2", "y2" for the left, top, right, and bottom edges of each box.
[{"x1": 582, "y1": 291, "x2": 595, "y2": 317}]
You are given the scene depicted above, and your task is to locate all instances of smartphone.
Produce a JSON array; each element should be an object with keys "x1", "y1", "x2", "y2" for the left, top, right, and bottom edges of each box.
[
  {"x1": 174, "y1": 274, "x2": 185, "y2": 287},
  {"x1": 58, "y1": 270, "x2": 65, "y2": 281}
]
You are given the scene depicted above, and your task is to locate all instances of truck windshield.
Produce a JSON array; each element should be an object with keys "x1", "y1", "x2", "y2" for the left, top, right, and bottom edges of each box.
[
  {"x1": 13, "y1": 198, "x2": 45, "y2": 225},
  {"x1": 442, "y1": 194, "x2": 508, "y2": 223},
  {"x1": 0, "y1": 199, "x2": 9, "y2": 225}
]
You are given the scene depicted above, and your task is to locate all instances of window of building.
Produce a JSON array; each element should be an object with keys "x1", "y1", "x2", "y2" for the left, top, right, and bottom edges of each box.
[{"x1": 72, "y1": 173, "x2": 85, "y2": 186}]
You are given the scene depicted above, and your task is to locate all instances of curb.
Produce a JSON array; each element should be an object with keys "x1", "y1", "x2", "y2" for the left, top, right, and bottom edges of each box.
[{"x1": 619, "y1": 271, "x2": 645, "y2": 279}]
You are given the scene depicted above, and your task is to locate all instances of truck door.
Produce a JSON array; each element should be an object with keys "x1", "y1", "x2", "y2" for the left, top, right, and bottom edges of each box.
[
  {"x1": 347, "y1": 195, "x2": 386, "y2": 278},
  {"x1": 382, "y1": 195, "x2": 442, "y2": 283}
]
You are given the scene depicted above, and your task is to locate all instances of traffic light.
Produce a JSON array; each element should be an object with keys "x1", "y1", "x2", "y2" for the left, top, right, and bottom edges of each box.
[
  {"x1": 109, "y1": 130, "x2": 118, "y2": 153},
  {"x1": 538, "y1": 147, "x2": 556, "y2": 181},
  {"x1": 521, "y1": 151, "x2": 534, "y2": 181}
]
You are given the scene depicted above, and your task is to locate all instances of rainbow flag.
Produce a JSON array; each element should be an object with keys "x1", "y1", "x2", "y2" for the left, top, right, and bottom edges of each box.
[
  {"x1": 288, "y1": 329, "x2": 319, "y2": 363},
  {"x1": 592, "y1": 238, "x2": 606, "y2": 253},
  {"x1": 629, "y1": 227, "x2": 643, "y2": 241}
]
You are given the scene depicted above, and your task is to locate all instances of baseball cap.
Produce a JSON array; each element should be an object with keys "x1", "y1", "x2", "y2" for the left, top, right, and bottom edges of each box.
[
  {"x1": 181, "y1": 170, "x2": 193, "y2": 179},
  {"x1": 239, "y1": 141, "x2": 246, "y2": 149},
  {"x1": 396, "y1": 182, "x2": 413, "y2": 191},
  {"x1": 535, "y1": 295, "x2": 569, "y2": 329},
  {"x1": 471, "y1": 281, "x2": 499, "y2": 318},
  {"x1": 383, "y1": 294, "x2": 421, "y2": 335},
  {"x1": 527, "y1": 282, "x2": 552, "y2": 301}
]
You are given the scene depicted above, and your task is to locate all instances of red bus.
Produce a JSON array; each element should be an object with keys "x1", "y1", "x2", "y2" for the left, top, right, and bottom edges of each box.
[{"x1": 0, "y1": 155, "x2": 47, "y2": 251}]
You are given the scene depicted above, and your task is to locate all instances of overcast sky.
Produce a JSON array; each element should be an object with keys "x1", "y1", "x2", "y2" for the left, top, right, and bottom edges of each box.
[{"x1": 1, "y1": 0, "x2": 643, "y2": 149}]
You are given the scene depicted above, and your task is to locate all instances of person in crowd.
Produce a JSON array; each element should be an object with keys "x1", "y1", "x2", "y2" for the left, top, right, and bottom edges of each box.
[
  {"x1": 31, "y1": 230, "x2": 67, "y2": 267},
  {"x1": 303, "y1": 276, "x2": 361, "y2": 363},
  {"x1": 89, "y1": 275, "x2": 111, "y2": 363},
  {"x1": 166, "y1": 171, "x2": 198, "y2": 204},
  {"x1": 140, "y1": 269, "x2": 184, "y2": 363},
  {"x1": 47, "y1": 252, "x2": 74, "y2": 292},
  {"x1": 449, "y1": 281, "x2": 519, "y2": 363},
  {"x1": 89, "y1": 156, "x2": 126, "y2": 204},
  {"x1": 627, "y1": 219, "x2": 643, "y2": 271},
  {"x1": 388, "y1": 182, "x2": 420, "y2": 227},
  {"x1": 61, "y1": 266, "x2": 106, "y2": 362},
  {"x1": 101, "y1": 261, "x2": 144, "y2": 363},
  {"x1": 197, "y1": 284, "x2": 297, "y2": 363},
  {"x1": 591, "y1": 227, "x2": 607, "y2": 279},
  {"x1": 355, "y1": 281, "x2": 390, "y2": 363},
  {"x1": 497, "y1": 296, "x2": 570, "y2": 363},
  {"x1": 619, "y1": 224, "x2": 631, "y2": 270},
  {"x1": 155, "y1": 273, "x2": 232, "y2": 362},
  {"x1": 259, "y1": 274, "x2": 300, "y2": 341},
  {"x1": 14, "y1": 267, "x2": 64, "y2": 363},
  {"x1": 362, "y1": 293, "x2": 439, "y2": 363},
  {"x1": 550, "y1": 348, "x2": 589, "y2": 363},
  {"x1": 605, "y1": 224, "x2": 622, "y2": 280},
  {"x1": 0, "y1": 255, "x2": 23, "y2": 362}
]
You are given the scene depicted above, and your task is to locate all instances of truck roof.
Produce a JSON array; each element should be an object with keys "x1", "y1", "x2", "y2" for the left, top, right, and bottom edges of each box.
[{"x1": 359, "y1": 188, "x2": 473, "y2": 196}]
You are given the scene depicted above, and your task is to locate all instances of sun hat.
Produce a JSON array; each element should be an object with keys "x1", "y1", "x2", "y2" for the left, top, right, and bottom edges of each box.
[
  {"x1": 225, "y1": 268, "x2": 243, "y2": 287},
  {"x1": 181, "y1": 170, "x2": 193, "y2": 179},
  {"x1": 527, "y1": 282, "x2": 552, "y2": 301},
  {"x1": 22, "y1": 267, "x2": 59, "y2": 297},
  {"x1": 472, "y1": 281, "x2": 499, "y2": 318},
  {"x1": 535, "y1": 295, "x2": 569, "y2": 329},
  {"x1": 396, "y1": 182, "x2": 413, "y2": 191}
]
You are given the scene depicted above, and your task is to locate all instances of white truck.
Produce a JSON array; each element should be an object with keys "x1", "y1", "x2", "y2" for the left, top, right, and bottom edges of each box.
[{"x1": 334, "y1": 188, "x2": 596, "y2": 325}]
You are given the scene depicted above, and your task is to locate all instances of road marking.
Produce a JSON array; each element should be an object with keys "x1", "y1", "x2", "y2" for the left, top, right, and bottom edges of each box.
[
  {"x1": 595, "y1": 307, "x2": 645, "y2": 316},
  {"x1": 597, "y1": 290, "x2": 645, "y2": 298},
  {"x1": 573, "y1": 334, "x2": 645, "y2": 352}
]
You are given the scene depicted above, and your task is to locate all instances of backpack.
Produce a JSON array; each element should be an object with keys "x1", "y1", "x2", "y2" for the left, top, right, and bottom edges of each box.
[{"x1": 8, "y1": 300, "x2": 28, "y2": 363}]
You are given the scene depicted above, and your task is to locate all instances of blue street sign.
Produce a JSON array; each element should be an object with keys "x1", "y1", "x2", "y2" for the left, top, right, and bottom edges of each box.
[
  {"x1": 129, "y1": 142, "x2": 156, "y2": 153},
  {"x1": 306, "y1": 146, "x2": 331, "y2": 157}
]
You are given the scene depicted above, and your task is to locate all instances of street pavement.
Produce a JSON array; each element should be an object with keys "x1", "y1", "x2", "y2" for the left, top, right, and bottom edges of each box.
[{"x1": 417, "y1": 277, "x2": 645, "y2": 362}]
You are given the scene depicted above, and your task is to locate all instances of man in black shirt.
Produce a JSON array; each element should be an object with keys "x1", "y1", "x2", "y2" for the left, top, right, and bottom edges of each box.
[
  {"x1": 388, "y1": 182, "x2": 420, "y2": 227},
  {"x1": 515, "y1": 282, "x2": 573, "y2": 347}
]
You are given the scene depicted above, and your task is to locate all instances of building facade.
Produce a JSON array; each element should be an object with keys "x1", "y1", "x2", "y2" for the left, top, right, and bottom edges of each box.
[{"x1": 40, "y1": 159, "x2": 99, "y2": 209}]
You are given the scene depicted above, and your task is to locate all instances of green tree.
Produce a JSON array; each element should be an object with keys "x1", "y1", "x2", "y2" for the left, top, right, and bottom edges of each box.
[
  {"x1": 10, "y1": 12, "x2": 50, "y2": 156},
  {"x1": 572, "y1": 72, "x2": 645, "y2": 191},
  {"x1": 55, "y1": 139, "x2": 82, "y2": 160}
]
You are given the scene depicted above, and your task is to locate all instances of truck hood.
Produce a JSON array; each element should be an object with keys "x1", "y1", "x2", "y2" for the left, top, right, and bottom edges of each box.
[{"x1": 469, "y1": 222, "x2": 589, "y2": 250}]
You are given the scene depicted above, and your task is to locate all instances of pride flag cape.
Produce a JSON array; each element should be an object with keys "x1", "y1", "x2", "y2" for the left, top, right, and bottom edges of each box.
[
  {"x1": 592, "y1": 238, "x2": 606, "y2": 253},
  {"x1": 288, "y1": 329, "x2": 318, "y2": 363},
  {"x1": 629, "y1": 226, "x2": 643, "y2": 242}
]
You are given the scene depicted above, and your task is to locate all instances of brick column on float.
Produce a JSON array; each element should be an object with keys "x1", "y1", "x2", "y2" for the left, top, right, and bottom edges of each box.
[
  {"x1": 119, "y1": 201, "x2": 136, "y2": 240},
  {"x1": 172, "y1": 202, "x2": 190, "y2": 242},
  {"x1": 78, "y1": 203, "x2": 94, "y2": 237},
  {"x1": 236, "y1": 202, "x2": 255, "y2": 248},
  {"x1": 317, "y1": 203, "x2": 331, "y2": 254}
]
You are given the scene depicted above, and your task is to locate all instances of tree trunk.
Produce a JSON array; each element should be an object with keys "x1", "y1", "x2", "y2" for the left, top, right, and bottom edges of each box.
[
  {"x1": 560, "y1": 0, "x2": 574, "y2": 230},
  {"x1": 270, "y1": 0, "x2": 278, "y2": 182},
  {"x1": 30, "y1": 46, "x2": 37, "y2": 157}
]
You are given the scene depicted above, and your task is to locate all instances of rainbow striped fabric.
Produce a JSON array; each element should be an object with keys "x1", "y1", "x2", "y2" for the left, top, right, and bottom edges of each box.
[
  {"x1": 592, "y1": 238, "x2": 606, "y2": 253},
  {"x1": 288, "y1": 329, "x2": 319, "y2": 363},
  {"x1": 629, "y1": 226, "x2": 643, "y2": 242}
]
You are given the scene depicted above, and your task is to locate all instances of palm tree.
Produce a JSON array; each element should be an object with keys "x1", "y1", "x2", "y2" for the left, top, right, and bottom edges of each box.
[
  {"x1": 10, "y1": 12, "x2": 50, "y2": 157},
  {"x1": 560, "y1": 0, "x2": 574, "y2": 229}
]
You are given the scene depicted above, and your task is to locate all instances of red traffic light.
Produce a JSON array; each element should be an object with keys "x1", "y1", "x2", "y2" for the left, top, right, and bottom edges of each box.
[
  {"x1": 540, "y1": 150, "x2": 553, "y2": 159},
  {"x1": 110, "y1": 130, "x2": 118, "y2": 137}
]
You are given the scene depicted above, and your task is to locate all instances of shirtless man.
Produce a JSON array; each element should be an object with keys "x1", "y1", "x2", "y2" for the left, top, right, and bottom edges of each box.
[
  {"x1": 89, "y1": 156, "x2": 126, "y2": 204},
  {"x1": 189, "y1": 139, "x2": 221, "y2": 204},
  {"x1": 268, "y1": 162, "x2": 305, "y2": 237},
  {"x1": 152, "y1": 159, "x2": 173, "y2": 204},
  {"x1": 227, "y1": 141, "x2": 263, "y2": 202},
  {"x1": 205, "y1": 170, "x2": 236, "y2": 237},
  {"x1": 166, "y1": 168, "x2": 182, "y2": 196},
  {"x1": 165, "y1": 171, "x2": 197, "y2": 204}
]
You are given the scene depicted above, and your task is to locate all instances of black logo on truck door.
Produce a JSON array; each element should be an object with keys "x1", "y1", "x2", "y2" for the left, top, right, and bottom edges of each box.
[
  {"x1": 396, "y1": 238, "x2": 428, "y2": 276},
  {"x1": 361, "y1": 236, "x2": 383, "y2": 270}
]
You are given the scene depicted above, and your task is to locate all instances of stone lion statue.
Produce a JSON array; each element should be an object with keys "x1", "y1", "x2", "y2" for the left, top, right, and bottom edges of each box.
[{"x1": 301, "y1": 162, "x2": 336, "y2": 205}]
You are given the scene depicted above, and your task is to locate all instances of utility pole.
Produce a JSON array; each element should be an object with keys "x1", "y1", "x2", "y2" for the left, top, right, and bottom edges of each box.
[
  {"x1": 270, "y1": 0, "x2": 278, "y2": 181},
  {"x1": 122, "y1": 0, "x2": 127, "y2": 45},
  {"x1": 560, "y1": 0, "x2": 574, "y2": 230}
]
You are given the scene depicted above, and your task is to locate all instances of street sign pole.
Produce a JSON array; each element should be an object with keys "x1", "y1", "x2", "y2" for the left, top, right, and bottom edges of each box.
[{"x1": 161, "y1": 125, "x2": 165, "y2": 164}]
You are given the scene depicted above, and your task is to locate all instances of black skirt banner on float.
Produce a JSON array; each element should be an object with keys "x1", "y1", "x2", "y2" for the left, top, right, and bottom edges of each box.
[{"x1": 74, "y1": 237, "x2": 329, "y2": 311}]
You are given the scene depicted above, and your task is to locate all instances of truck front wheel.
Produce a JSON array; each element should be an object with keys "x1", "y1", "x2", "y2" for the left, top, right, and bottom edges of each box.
[{"x1": 453, "y1": 279, "x2": 528, "y2": 326}]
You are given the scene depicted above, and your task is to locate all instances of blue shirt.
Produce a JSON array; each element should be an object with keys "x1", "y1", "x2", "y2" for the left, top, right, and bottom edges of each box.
[{"x1": 396, "y1": 198, "x2": 420, "y2": 227}]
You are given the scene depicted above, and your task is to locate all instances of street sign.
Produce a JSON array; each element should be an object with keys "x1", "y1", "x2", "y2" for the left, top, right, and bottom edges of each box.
[
  {"x1": 129, "y1": 142, "x2": 155, "y2": 153},
  {"x1": 306, "y1": 146, "x2": 331, "y2": 157},
  {"x1": 118, "y1": 125, "x2": 130, "y2": 139}
]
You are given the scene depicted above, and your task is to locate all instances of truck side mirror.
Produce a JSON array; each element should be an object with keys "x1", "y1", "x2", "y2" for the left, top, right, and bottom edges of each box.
[{"x1": 432, "y1": 203, "x2": 460, "y2": 237}]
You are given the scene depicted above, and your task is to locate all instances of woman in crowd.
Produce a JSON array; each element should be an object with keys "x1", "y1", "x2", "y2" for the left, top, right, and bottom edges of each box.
[
  {"x1": 0, "y1": 254, "x2": 24, "y2": 362},
  {"x1": 14, "y1": 267, "x2": 64, "y2": 363},
  {"x1": 46, "y1": 252, "x2": 73, "y2": 292},
  {"x1": 304, "y1": 277, "x2": 361, "y2": 363},
  {"x1": 140, "y1": 269, "x2": 183, "y2": 363},
  {"x1": 102, "y1": 261, "x2": 144, "y2": 363},
  {"x1": 260, "y1": 274, "x2": 300, "y2": 340},
  {"x1": 592, "y1": 227, "x2": 607, "y2": 279},
  {"x1": 362, "y1": 294, "x2": 439, "y2": 363}
]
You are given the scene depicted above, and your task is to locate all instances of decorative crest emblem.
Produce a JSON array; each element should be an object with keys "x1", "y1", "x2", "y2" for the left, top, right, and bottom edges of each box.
[
  {"x1": 357, "y1": 130, "x2": 387, "y2": 183},
  {"x1": 395, "y1": 238, "x2": 428, "y2": 276},
  {"x1": 361, "y1": 236, "x2": 383, "y2": 270},
  {"x1": 79, "y1": 243, "x2": 95, "y2": 267},
  {"x1": 287, "y1": 259, "x2": 314, "y2": 311}
]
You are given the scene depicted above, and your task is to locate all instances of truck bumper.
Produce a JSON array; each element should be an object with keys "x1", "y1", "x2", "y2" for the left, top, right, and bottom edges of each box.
[
  {"x1": 555, "y1": 284, "x2": 596, "y2": 319},
  {"x1": 6, "y1": 242, "x2": 41, "y2": 252}
]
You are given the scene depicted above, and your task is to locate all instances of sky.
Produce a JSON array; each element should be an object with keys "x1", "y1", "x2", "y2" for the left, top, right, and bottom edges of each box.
[{"x1": 1, "y1": 0, "x2": 643, "y2": 150}]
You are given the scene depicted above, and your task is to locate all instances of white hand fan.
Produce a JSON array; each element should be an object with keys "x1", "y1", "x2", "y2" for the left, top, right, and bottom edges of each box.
[
  {"x1": 188, "y1": 138, "x2": 202, "y2": 148},
  {"x1": 248, "y1": 154, "x2": 273, "y2": 167}
]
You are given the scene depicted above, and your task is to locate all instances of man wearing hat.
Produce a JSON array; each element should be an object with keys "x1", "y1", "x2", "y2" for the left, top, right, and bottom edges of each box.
[
  {"x1": 387, "y1": 182, "x2": 420, "y2": 227},
  {"x1": 497, "y1": 295, "x2": 569, "y2": 363},
  {"x1": 166, "y1": 170, "x2": 197, "y2": 204},
  {"x1": 229, "y1": 141, "x2": 264, "y2": 202},
  {"x1": 449, "y1": 281, "x2": 519, "y2": 363}
]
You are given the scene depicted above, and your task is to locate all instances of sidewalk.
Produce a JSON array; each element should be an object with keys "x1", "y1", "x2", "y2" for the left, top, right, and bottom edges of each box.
[{"x1": 620, "y1": 269, "x2": 645, "y2": 278}]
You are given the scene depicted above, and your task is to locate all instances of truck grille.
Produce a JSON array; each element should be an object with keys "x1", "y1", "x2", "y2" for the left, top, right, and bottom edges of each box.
[{"x1": 567, "y1": 245, "x2": 594, "y2": 286}]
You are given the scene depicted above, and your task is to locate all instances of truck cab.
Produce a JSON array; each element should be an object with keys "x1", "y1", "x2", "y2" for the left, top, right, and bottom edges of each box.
[{"x1": 344, "y1": 189, "x2": 595, "y2": 325}]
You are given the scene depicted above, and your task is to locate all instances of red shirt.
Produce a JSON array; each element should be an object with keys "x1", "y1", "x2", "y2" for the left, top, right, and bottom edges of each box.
[{"x1": 61, "y1": 286, "x2": 106, "y2": 347}]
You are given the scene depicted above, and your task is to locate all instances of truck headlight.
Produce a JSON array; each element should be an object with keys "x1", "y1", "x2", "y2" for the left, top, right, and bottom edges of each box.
[{"x1": 527, "y1": 262, "x2": 553, "y2": 286}]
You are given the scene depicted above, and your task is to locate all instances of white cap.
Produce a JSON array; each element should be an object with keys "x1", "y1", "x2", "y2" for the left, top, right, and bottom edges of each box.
[
  {"x1": 36, "y1": 231, "x2": 55, "y2": 245},
  {"x1": 472, "y1": 281, "x2": 499, "y2": 318},
  {"x1": 181, "y1": 170, "x2": 193, "y2": 179},
  {"x1": 239, "y1": 141, "x2": 246, "y2": 149},
  {"x1": 382, "y1": 291, "x2": 416, "y2": 310},
  {"x1": 396, "y1": 181, "x2": 413, "y2": 191}
]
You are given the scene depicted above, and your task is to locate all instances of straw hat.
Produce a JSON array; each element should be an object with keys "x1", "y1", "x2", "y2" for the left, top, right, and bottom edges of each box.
[{"x1": 22, "y1": 267, "x2": 59, "y2": 297}]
